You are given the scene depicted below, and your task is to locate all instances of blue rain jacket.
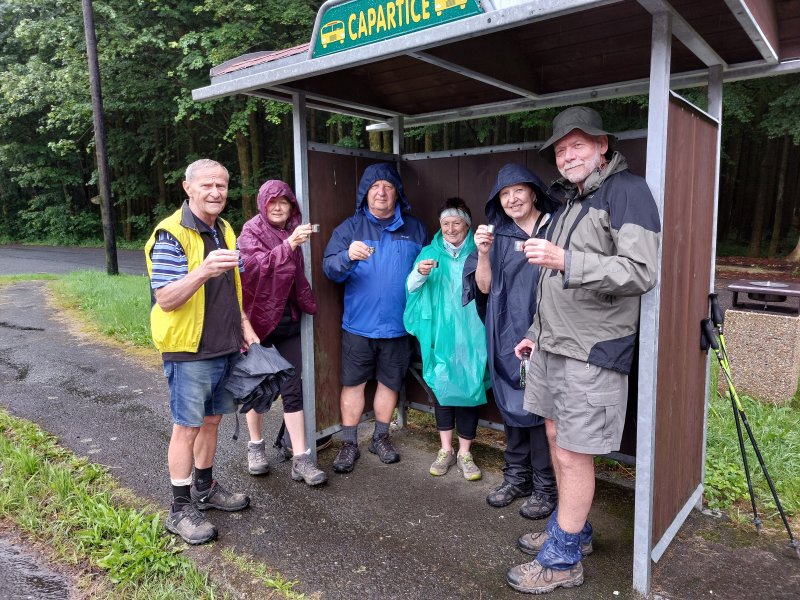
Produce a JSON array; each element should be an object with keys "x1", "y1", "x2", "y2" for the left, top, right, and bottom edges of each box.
[
  {"x1": 463, "y1": 163, "x2": 559, "y2": 427},
  {"x1": 323, "y1": 163, "x2": 428, "y2": 338}
]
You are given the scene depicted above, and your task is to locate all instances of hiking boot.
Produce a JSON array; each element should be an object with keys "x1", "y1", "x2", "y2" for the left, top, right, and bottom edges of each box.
[
  {"x1": 291, "y1": 453, "x2": 328, "y2": 486},
  {"x1": 487, "y1": 481, "x2": 531, "y2": 507},
  {"x1": 191, "y1": 480, "x2": 250, "y2": 512},
  {"x1": 247, "y1": 441, "x2": 270, "y2": 475},
  {"x1": 429, "y1": 449, "x2": 456, "y2": 476},
  {"x1": 165, "y1": 504, "x2": 217, "y2": 545},
  {"x1": 332, "y1": 442, "x2": 360, "y2": 473},
  {"x1": 518, "y1": 531, "x2": 594, "y2": 557},
  {"x1": 520, "y1": 493, "x2": 556, "y2": 520},
  {"x1": 506, "y1": 559, "x2": 584, "y2": 594},
  {"x1": 278, "y1": 432, "x2": 333, "y2": 461},
  {"x1": 368, "y1": 434, "x2": 400, "y2": 464},
  {"x1": 457, "y1": 452, "x2": 482, "y2": 481}
]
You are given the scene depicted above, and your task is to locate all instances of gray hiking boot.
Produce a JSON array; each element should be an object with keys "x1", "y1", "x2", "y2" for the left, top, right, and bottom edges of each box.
[
  {"x1": 165, "y1": 504, "x2": 217, "y2": 545},
  {"x1": 368, "y1": 434, "x2": 400, "y2": 464},
  {"x1": 518, "y1": 531, "x2": 594, "y2": 556},
  {"x1": 332, "y1": 442, "x2": 360, "y2": 473},
  {"x1": 291, "y1": 453, "x2": 328, "y2": 486},
  {"x1": 247, "y1": 440, "x2": 270, "y2": 475},
  {"x1": 519, "y1": 492, "x2": 556, "y2": 520},
  {"x1": 506, "y1": 559, "x2": 584, "y2": 594},
  {"x1": 429, "y1": 448, "x2": 455, "y2": 476},
  {"x1": 457, "y1": 452, "x2": 482, "y2": 481},
  {"x1": 191, "y1": 480, "x2": 250, "y2": 512}
]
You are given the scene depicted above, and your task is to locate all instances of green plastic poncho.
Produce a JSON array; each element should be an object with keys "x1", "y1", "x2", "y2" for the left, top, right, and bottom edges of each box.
[{"x1": 403, "y1": 230, "x2": 489, "y2": 407}]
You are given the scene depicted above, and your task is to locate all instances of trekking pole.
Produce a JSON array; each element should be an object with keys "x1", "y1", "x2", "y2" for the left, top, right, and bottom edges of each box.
[
  {"x1": 704, "y1": 295, "x2": 800, "y2": 558},
  {"x1": 701, "y1": 317, "x2": 761, "y2": 533}
]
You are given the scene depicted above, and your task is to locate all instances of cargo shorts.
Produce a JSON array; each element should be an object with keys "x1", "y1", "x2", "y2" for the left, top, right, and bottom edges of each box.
[{"x1": 523, "y1": 349, "x2": 627, "y2": 455}]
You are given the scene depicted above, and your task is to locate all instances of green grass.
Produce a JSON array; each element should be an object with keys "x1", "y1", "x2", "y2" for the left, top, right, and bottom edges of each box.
[
  {"x1": 0, "y1": 409, "x2": 222, "y2": 599},
  {"x1": 220, "y1": 549, "x2": 305, "y2": 599},
  {"x1": 50, "y1": 271, "x2": 153, "y2": 348},
  {"x1": 704, "y1": 360, "x2": 800, "y2": 524}
]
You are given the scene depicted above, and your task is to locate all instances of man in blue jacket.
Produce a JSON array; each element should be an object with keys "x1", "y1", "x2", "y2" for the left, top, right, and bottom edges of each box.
[{"x1": 323, "y1": 163, "x2": 427, "y2": 473}]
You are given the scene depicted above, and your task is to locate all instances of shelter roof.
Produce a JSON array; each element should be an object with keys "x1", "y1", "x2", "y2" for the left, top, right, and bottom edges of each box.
[{"x1": 193, "y1": 0, "x2": 800, "y2": 125}]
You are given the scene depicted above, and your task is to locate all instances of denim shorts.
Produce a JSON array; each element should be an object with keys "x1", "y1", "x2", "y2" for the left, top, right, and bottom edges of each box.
[
  {"x1": 523, "y1": 349, "x2": 628, "y2": 455},
  {"x1": 163, "y1": 354, "x2": 237, "y2": 427}
]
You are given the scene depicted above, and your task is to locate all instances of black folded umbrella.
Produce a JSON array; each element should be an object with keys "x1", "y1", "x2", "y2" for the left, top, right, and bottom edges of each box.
[{"x1": 225, "y1": 344, "x2": 295, "y2": 439}]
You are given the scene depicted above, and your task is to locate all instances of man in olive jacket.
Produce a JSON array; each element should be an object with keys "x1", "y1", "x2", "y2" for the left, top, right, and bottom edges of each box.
[{"x1": 507, "y1": 107, "x2": 661, "y2": 594}]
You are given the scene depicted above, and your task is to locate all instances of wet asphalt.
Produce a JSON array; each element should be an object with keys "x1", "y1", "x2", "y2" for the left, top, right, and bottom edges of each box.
[{"x1": 0, "y1": 245, "x2": 798, "y2": 599}]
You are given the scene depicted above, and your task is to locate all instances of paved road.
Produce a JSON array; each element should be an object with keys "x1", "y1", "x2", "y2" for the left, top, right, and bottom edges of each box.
[{"x1": 0, "y1": 245, "x2": 146, "y2": 276}]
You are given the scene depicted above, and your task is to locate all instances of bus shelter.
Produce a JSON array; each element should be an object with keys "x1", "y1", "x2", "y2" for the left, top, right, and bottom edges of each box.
[{"x1": 192, "y1": 0, "x2": 800, "y2": 594}]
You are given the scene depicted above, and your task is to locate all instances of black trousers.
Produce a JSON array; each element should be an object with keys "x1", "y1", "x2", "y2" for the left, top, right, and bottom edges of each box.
[
  {"x1": 433, "y1": 401, "x2": 480, "y2": 440},
  {"x1": 502, "y1": 423, "x2": 557, "y2": 499},
  {"x1": 261, "y1": 333, "x2": 303, "y2": 413}
]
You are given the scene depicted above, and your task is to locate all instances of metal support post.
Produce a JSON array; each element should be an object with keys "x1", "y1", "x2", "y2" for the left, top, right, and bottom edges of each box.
[
  {"x1": 633, "y1": 10, "x2": 671, "y2": 597},
  {"x1": 292, "y1": 92, "x2": 319, "y2": 461}
]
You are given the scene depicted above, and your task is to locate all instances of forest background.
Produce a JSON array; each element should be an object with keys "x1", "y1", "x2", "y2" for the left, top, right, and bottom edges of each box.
[{"x1": 1, "y1": 0, "x2": 799, "y2": 259}]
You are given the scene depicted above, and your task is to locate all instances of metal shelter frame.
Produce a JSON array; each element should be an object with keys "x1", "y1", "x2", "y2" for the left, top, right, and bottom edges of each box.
[{"x1": 193, "y1": 1, "x2": 800, "y2": 595}]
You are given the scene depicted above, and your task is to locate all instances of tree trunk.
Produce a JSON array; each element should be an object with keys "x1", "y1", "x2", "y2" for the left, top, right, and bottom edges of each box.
[
  {"x1": 249, "y1": 108, "x2": 262, "y2": 190},
  {"x1": 747, "y1": 138, "x2": 778, "y2": 257},
  {"x1": 767, "y1": 135, "x2": 790, "y2": 257},
  {"x1": 281, "y1": 114, "x2": 292, "y2": 183},
  {"x1": 369, "y1": 130, "x2": 382, "y2": 152},
  {"x1": 718, "y1": 131, "x2": 742, "y2": 241},
  {"x1": 382, "y1": 131, "x2": 391, "y2": 154},
  {"x1": 235, "y1": 131, "x2": 254, "y2": 218},
  {"x1": 424, "y1": 128, "x2": 433, "y2": 152},
  {"x1": 443, "y1": 123, "x2": 450, "y2": 151}
]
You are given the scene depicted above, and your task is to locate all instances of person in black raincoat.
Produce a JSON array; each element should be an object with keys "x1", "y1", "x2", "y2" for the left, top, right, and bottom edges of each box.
[{"x1": 463, "y1": 163, "x2": 558, "y2": 519}]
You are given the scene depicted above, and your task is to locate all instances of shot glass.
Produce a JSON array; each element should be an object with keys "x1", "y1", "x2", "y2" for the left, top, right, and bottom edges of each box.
[
  {"x1": 514, "y1": 240, "x2": 525, "y2": 252},
  {"x1": 430, "y1": 260, "x2": 439, "y2": 268},
  {"x1": 310, "y1": 224, "x2": 320, "y2": 233},
  {"x1": 366, "y1": 246, "x2": 376, "y2": 255},
  {"x1": 486, "y1": 224, "x2": 495, "y2": 234}
]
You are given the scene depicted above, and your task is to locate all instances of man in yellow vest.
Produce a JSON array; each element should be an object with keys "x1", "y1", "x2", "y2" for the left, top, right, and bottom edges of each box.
[{"x1": 145, "y1": 159, "x2": 259, "y2": 545}]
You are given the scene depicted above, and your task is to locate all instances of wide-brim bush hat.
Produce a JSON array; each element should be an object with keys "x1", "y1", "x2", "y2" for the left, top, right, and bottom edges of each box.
[{"x1": 539, "y1": 106, "x2": 616, "y2": 164}]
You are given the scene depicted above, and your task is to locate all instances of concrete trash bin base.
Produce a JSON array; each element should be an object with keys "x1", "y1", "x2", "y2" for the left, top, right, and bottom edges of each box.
[{"x1": 724, "y1": 309, "x2": 800, "y2": 405}]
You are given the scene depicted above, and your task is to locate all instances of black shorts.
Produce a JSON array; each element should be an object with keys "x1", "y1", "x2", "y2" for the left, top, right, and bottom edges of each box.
[{"x1": 340, "y1": 331, "x2": 411, "y2": 392}]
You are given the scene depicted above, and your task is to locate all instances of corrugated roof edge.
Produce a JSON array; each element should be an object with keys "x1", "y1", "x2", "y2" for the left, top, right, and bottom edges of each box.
[{"x1": 210, "y1": 43, "x2": 310, "y2": 78}]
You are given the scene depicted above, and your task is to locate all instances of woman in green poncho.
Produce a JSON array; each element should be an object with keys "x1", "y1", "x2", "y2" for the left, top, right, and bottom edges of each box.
[{"x1": 404, "y1": 198, "x2": 490, "y2": 481}]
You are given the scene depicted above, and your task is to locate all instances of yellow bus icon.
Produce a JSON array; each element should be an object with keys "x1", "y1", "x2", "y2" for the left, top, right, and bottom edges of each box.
[
  {"x1": 435, "y1": 0, "x2": 467, "y2": 16},
  {"x1": 320, "y1": 21, "x2": 345, "y2": 48}
]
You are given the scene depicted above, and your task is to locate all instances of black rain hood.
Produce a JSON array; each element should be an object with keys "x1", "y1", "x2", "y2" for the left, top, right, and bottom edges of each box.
[
  {"x1": 485, "y1": 163, "x2": 559, "y2": 225},
  {"x1": 355, "y1": 162, "x2": 411, "y2": 214}
]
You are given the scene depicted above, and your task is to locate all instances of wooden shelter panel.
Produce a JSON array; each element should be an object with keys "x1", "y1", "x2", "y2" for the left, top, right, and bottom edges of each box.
[
  {"x1": 294, "y1": 56, "x2": 517, "y2": 116},
  {"x1": 672, "y1": 0, "x2": 770, "y2": 64},
  {"x1": 652, "y1": 97, "x2": 717, "y2": 543},
  {"x1": 308, "y1": 151, "x2": 384, "y2": 431},
  {"x1": 740, "y1": 0, "x2": 780, "y2": 57},
  {"x1": 777, "y1": 0, "x2": 800, "y2": 58}
]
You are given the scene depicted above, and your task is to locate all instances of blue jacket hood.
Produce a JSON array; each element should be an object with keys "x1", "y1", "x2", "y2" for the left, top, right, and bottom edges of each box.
[
  {"x1": 485, "y1": 163, "x2": 558, "y2": 224},
  {"x1": 356, "y1": 162, "x2": 411, "y2": 213}
]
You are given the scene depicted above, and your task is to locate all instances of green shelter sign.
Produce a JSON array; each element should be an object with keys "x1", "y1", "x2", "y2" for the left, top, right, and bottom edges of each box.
[{"x1": 312, "y1": 0, "x2": 483, "y2": 58}]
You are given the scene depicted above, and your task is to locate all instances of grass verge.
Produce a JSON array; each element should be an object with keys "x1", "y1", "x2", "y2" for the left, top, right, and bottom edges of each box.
[
  {"x1": 704, "y1": 361, "x2": 800, "y2": 526},
  {"x1": 50, "y1": 271, "x2": 153, "y2": 348},
  {"x1": 0, "y1": 408, "x2": 220, "y2": 599}
]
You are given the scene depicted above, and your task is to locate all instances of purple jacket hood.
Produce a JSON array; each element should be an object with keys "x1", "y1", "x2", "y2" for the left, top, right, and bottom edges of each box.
[{"x1": 239, "y1": 180, "x2": 316, "y2": 339}]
